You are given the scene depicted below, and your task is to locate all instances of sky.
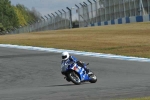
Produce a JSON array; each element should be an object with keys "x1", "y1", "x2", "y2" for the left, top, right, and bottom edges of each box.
[{"x1": 10, "y1": 0, "x2": 91, "y2": 20}]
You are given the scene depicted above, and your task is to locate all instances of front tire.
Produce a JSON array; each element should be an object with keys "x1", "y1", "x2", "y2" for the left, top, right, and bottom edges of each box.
[
  {"x1": 67, "y1": 71, "x2": 81, "y2": 85},
  {"x1": 89, "y1": 74, "x2": 97, "y2": 83}
]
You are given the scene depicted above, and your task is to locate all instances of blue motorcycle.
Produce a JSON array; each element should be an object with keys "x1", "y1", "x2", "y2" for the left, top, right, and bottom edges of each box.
[{"x1": 61, "y1": 61, "x2": 97, "y2": 85}]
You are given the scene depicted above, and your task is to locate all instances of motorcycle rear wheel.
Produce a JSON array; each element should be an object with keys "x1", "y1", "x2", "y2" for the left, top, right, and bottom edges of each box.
[{"x1": 68, "y1": 71, "x2": 81, "y2": 85}]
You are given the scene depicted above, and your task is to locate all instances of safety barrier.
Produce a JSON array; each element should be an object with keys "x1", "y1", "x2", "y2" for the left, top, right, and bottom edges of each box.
[
  {"x1": 88, "y1": 14, "x2": 150, "y2": 27},
  {"x1": 76, "y1": 0, "x2": 150, "y2": 27}
]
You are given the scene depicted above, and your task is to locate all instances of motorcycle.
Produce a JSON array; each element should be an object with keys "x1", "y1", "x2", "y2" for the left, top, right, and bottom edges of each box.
[{"x1": 61, "y1": 60, "x2": 97, "y2": 85}]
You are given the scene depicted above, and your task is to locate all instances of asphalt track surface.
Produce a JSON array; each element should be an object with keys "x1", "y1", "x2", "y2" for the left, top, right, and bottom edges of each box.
[{"x1": 0, "y1": 47, "x2": 150, "y2": 100}]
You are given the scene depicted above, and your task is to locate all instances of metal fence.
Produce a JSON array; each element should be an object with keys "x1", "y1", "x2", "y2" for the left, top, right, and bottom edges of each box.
[
  {"x1": 1, "y1": 0, "x2": 150, "y2": 34},
  {"x1": 1, "y1": 10, "x2": 71, "y2": 34},
  {"x1": 77, "y1": 0, "x2": 150, "y2": 27}
]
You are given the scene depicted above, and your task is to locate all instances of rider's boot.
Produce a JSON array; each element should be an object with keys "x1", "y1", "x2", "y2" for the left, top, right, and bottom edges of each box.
[{"x1": 85, "y1": 68, "x2": 93, "y2": 75}]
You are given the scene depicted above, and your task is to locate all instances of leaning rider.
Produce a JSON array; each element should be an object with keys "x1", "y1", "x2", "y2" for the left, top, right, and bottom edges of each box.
[{"x1": 61, "y1": 51, "x2": 91, "y2": 75}]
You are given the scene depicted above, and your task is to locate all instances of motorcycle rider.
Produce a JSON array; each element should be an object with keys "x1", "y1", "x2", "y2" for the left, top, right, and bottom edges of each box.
[{"x1": 61, "y1": 51, "x2": 91, "y2": 75}]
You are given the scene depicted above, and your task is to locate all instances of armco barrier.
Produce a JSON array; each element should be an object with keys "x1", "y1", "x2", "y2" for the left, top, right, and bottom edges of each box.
[{"x1": 89, "y1": 14, "x2": 150, "y2": 27}]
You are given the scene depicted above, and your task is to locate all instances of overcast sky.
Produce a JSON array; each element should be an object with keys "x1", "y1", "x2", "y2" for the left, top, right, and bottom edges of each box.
[{"x1": 10, "y1": 0, "x2": 90, "y2": 20}]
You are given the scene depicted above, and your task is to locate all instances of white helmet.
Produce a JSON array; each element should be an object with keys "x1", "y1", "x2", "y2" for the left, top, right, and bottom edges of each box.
[{"x1": 62, "y1": 52, "x2": 69, "y2": 60}]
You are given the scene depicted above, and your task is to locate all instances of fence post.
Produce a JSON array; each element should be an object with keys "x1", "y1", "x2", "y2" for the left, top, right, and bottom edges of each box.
[
  {"x1": 75, "y1": 4, "x2": 80, "y2": 27},
  {"x1": 83, "y1": 2, "x2": 90, "y2": 25},
  {"x1": 62, "y1": 9, "x2": 67, "y2": 29},
  {"x1": 55, "y1": 12, "x2": 60, "y2": 29},
  {"x1": 66, "y1": 7, "x2": 72, "y2": 29},
  {"x1": 93, "y1": 0, "x2": 97, "y2": 23},
  {"x1": 58, "y1": 10, "x2": 63, "y2": 29},
  {"x1": 49, "y1": 14, "x2": 54, "y2": 30},
  {"x1": 87, "y1": 0, "x2": 93, "y2": 24},
  {"x1": 41, "y1": 16, "x2": 45, "y2": 31},
  {"x1": 48, "y1": 14, "x2": 52, "y2": 30},
  {"x1": 80, "y1": 3, "x2": 84, "y2": 27},
  {"x1": 45, "y1": 15, "x2": 49, "y2": 30},
  {"x1": 51, "y1": 13, "x2": 56, "y2": 30},
  {"x1": 140, "y1": 0, "x2": 145, "y2": 15}
]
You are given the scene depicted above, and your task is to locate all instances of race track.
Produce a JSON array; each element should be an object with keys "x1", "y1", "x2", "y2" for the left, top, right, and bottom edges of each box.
[{"x1": 0, "y1": 47, "x2": 150, "y2": 100}]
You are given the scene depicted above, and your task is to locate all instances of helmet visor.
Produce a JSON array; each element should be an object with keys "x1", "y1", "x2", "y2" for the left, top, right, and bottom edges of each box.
[{"x1": 62, "y1": 56, "x2": 67, "y2": 59}]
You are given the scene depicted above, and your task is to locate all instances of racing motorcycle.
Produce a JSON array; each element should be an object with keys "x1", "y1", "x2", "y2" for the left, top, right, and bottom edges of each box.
[{"x1": 61, "y1": 60, "x2": 97, "y2": 85}]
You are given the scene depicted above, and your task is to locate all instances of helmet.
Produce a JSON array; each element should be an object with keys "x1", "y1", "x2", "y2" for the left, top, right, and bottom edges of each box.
[{"x1": 62, "y1": 52, "x2": 69, "y2": 60}]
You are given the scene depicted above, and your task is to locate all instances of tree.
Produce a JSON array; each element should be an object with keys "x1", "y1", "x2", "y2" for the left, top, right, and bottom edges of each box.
[
  {"x1": 13, "y1": 6, "x2": 27, "y2": 26},
  {"x1": 0, "y1": 1, "x2": 41, "y2": 31},
  {"x1": 0, "y1": 0, "x2": 19, "y2": 30},
  {"x1": 15, "y1": 4, "x2": 41, "y2": 25},
  {"x1": 0, "y1": 23, "x2": 4, "y2": 32}
]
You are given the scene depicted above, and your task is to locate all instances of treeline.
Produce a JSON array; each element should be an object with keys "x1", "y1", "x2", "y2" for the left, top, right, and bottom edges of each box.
[{"x1": 0, "y1": 0, "x2": 41, "y2": 32}]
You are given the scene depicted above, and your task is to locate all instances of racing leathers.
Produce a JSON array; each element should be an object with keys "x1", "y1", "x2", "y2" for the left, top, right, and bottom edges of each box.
[{"x1": 61, "y1": 55, "x2": 89, "y2": 74}]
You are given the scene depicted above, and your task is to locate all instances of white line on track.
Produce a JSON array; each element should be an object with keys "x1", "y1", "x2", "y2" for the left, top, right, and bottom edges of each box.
[{"x1": 0, "y1": 44, "x2": 150, "y2": 62}]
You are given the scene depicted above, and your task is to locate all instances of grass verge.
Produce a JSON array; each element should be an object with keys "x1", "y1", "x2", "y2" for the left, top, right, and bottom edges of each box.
[
  {"x1": 0, "y1": 22, "x2": 150, "y2": 58},
  {"x1": 119, "y1": 97, "x2": 150, "y2": 100}
]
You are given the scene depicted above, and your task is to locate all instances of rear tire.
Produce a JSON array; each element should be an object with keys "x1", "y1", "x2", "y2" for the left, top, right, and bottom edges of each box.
[{"x1": 68, "y1": 71, "x2": 81, "y2": 85}]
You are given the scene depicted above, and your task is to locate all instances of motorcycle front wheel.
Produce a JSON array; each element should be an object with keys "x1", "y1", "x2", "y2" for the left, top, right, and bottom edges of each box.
[
  {"x1": 68, "y1": 71, "x2": 81, "y2": 85},
  {"x1": 89, "y1": 74, "x2": 97, "y2": 83}
]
